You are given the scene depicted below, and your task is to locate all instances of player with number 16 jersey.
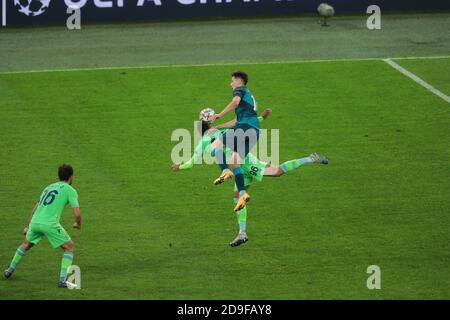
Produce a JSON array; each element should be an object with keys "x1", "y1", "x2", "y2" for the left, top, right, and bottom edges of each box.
[{"x1": 4, "y1": 164, "x2": 82, "y2": 289}]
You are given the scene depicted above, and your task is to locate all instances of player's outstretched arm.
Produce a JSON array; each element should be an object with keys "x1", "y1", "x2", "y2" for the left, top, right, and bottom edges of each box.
[
  {"x1": 213, "y1": 118, "x2": 236, "y2": 129},
  {"x1": 72, "y1": 207, "x2": 82, "y2": 229},
  {"x1": 173, "y1": 133, "x2": 210, "y2": 172},
  {"x1": 262, "y1": 108, "x2": 272, "y2": 120},
  {"x1": 211, "y1": 96, "x2": 241, "y2": 121},
  {"x1": 172, "y1": 154, "x2": 195, "y2": 172},
  {"x1": 213, "y1": 106, "x2": 270, "y2": 129},
  {"x1": 23, "y1": 202, "x2": 39, "y2": 235}
]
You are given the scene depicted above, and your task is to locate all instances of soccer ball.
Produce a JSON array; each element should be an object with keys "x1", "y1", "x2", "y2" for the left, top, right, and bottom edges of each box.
[
  {"x1": 14, "y1": 0, "x2": 51, "y2": 17},
  {"x1": 199, "y1": 108, "x2": 215, "y2": 123}
]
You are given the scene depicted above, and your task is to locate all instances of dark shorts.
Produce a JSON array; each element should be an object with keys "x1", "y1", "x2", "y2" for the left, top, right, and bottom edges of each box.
[{"x1": 221, "y1": 123, "x2": 260, "y2": 160}]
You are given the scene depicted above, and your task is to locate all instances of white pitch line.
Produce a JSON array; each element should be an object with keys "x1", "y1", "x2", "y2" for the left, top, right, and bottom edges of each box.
[
  {"x1": 0, "y1": 55, "x2": 449, "y2": 75},
  {"x1": 384, "y1": 58, "x2": 450, "y2": 104},
  {"x1": 394, "y1": 55, "x2": 450, "y2": 61},
  {"x1": 0, "y1": 57, "x2": 382, "y2": 75}
]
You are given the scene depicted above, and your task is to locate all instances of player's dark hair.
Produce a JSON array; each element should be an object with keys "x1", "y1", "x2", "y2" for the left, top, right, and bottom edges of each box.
[
  {"x1": 58, "y1": 164, "x2": 73, "y2": 181},
  {"x1": 199, "y1": 121, "x2": 211, "y2": 136},
  {"x1": 232, "y1": 71, "x2": 248, "y2": 85}
]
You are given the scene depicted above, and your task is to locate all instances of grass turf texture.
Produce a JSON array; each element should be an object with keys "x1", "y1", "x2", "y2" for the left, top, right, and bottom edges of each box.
[{"x1": 0, "y1": 57, "x2": 449, "y2": 299}]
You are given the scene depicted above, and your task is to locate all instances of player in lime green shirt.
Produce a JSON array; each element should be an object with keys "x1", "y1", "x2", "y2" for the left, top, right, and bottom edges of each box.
[
  {"x1": 172, "y1": 109, "x2": 328, "y2": 247},
  {"x1": 4, "y1": 164, "x2": 82, "y2": 289}
]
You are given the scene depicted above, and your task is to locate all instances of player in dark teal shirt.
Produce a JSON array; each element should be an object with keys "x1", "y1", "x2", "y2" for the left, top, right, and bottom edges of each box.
[
  {"x1": 210, "y1": 71, "x2": 261, "y2": 213},
  {"x1": 232, "y1": 85, "x2": 259, "y2": 130}
]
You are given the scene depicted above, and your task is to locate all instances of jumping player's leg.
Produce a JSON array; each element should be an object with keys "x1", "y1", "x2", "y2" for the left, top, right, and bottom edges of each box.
[
  {"x1": 263, "y1": 164, "x2": 284, "y2": 177},
  {"x1": 214, "y1": 136, "x2": 251, "y2": 212},
  {"x1": 281, "y1": 153, "x2": 328, "y2": 173},
  {"x1": 231, "y1": 126, "x2": 259, "y2": 212},
  {"x1": 263, "y1": 153, "x2": 329, "y2": 178},
  {"x1": 214, "y1": 125, "x2": 259, "y2": 211},
  {"x1": 213, "y1": 137, "x2": 234, "y2": 185}
]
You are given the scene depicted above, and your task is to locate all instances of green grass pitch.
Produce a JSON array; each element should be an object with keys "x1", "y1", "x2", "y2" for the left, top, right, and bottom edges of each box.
[{"x1": 0, "y1": 14, "x2": 449, "y2": 300}]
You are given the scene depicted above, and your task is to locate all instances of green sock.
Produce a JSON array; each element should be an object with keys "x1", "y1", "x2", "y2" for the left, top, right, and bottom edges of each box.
[
  {"x1": 236, "y1": 206, "x2": 247, "y2": 232},
  {"x1": 280, "y1": 157, "x2": 312, "y2": 173},
  {"x1": 60, "y1": 251, "x2": 74, "y2": 282},
  {"x1": 7, "y1": 245, "x2": 27, "y2": 272}
]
